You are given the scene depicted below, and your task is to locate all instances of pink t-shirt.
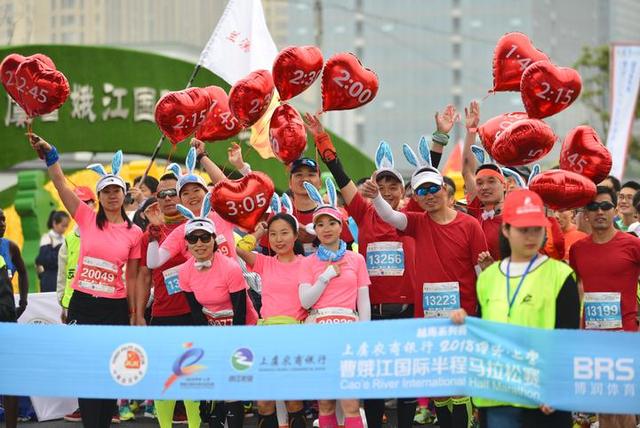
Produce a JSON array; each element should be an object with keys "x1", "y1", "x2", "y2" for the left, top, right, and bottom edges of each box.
[
  {"x1": 299, "y1": 251, "x2": 370, "y2": 311},
  {"x1": 71, "y1": 202, "x2": 143, "y2": 299},
  {"x1": 161, "y1": 211, "x2": 236, "y2": 259},
  {"x1": 178, "y1": 254, "x2": 258, "y2": 325},
  {"x1": 253, "y1": 254, "x2": 306, "y2": 321}
]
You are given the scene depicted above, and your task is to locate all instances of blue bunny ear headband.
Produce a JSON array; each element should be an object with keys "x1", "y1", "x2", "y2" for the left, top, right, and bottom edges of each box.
[
  {"x1": 269, "y1": 193, "x2": 300, "y2": 230},
  {"x1": 176, "y1": 147, "x2": 207, "y2": 196},
  {"x1": 304, "y1": 178, "x2": 343, "y2": 225},
  {"x1": 374, "y1": 141, "x2": 405, "y2": 187},
  {"x1": 176, "y1": 193, "x2": 216, "y2": 236},
  {"x1": 86, "y1": 150, "x2": 127, "y2": 193}
]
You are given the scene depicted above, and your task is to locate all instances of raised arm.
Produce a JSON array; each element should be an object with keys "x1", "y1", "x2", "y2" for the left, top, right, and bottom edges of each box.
[
  {"x1": 235, "y1": 222, "x2": 266, "y2": 268},
  {"x1": 190, "y1": 138, "x2": 227, "y2": 184},
  {"x1": 462, "y1": 101, "x2": 480, "y2": 200},
  {"x1": 227, "y1": 142, "x2": 252, "y2": 176},
  {"x1": 29, "y1": 134, "x2": 80, "y2": 215},
  {"x1": 431, "y1": 104, "x2": 460, "y2": 168},
  {"x1": 304, "y1": 113, "x2": 358, "y2": 205},
  {"x1": 360, "y1": 177, "x2": 408, "y2": 231}
]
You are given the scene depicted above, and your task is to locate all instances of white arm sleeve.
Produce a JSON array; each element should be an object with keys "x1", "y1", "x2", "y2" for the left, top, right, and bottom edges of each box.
[
  {"x1": 56, "y1": 240, "x2": 68, "y2": 305},
  {"x1": 371, "y1": 194, "x2": 408, "y2": 231},
  {"x1": 146, "y1": 241, "x2": 170, "y2": 269},
  {"x1": 239, "y1": 162, "x2": 252, "y2": 176},
  {"x1": 298, "y1": 265, "x2": 338, "y2": 309},
  {"x1": 357, "y1": 287, "x2": 371, "y2": 321}
]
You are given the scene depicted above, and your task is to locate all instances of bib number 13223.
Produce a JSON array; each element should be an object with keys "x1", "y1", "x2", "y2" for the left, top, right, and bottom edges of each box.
[{"x1": 422, "y1": 282, "x2": 460, "y2": 318}]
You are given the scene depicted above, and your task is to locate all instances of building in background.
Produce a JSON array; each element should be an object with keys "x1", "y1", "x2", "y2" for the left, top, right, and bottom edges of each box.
[{"x1": 0, "y1": 0, "x2": 638, "y2": 174}]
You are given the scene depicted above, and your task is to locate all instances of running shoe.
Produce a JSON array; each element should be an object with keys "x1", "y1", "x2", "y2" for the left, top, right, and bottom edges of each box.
[
  {"x1": 173, "y1": 411, "x2": 188, "y2": 425},
  {"x1": 63, "y1": 408, "x2": 82, "y2": 422},
  {"x1": 129, "y1": 400, "x2": 140, "y2": 413},
  {"x1": 144, "y1": 402, "x2": 157, "y2": 419},
  {"x1": 413, "y1": 407, "x2": 435, "y2": 425},
  {"x1": 111, "y1": 413, "x2": 120, "y2": 424},
  {"x1": 119, "y1": 403, "x2": 135, "y2": 421},
  {"x1": 244, "y1": 401, "x2": 254, "y2": 418}
]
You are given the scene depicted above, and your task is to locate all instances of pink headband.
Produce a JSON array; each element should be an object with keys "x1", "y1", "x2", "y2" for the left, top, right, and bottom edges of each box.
[{"x1": 312, "y1": 206, "x2": 343, "y2": 224}]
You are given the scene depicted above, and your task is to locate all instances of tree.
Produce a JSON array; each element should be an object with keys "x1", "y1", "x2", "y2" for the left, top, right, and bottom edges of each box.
[{"x1": 574, "y1": 45, "x2": 640, "y2": 160}]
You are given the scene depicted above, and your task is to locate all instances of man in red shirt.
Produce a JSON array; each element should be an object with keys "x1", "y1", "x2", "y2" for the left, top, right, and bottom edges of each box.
[
  {"x1": 462, "y1": 101, "x2": 505, "y2": 261},
  {"x1": 362, "y1": 161, "x2": 487, "y2": 428},
  {"x1": 569, "y1": 186, "x2": 640, "y2": 427}
]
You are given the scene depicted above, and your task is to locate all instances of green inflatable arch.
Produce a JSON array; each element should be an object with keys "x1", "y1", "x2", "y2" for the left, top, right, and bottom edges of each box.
[{"x1": 0, "y1": 45, "x2": 374, "y2": 189}]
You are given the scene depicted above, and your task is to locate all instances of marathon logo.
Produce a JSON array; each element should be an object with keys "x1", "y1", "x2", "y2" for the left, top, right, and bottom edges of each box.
[{"x1": 573, "y1": 357, "x2": 634, "y2": 381}]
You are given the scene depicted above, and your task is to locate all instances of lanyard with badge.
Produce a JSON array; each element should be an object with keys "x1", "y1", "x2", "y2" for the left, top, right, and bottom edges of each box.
[{"x1": 505, "y1": 254, "x2": 537, "y2": 317}]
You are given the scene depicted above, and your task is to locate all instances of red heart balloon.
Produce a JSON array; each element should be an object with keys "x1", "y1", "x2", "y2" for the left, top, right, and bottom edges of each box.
[
  {"x1": 14, "y1": 57, "x2": 69, "y2": 117},
  {"x1": 154, "y1": 87, "x2": 212, "y2": 144},
  {"x1": 269, "y1": 104, "x2": 307, "y2": 164},
  {"x1": 196, "y1": 86, "x2": 242, "y2": 142},
  {"x1": 478, "y1": 112, "x2": 528, "y2": 154},
  {"x1": 490, "y1": 118, "x2": 556, "y2": 166},
  {"x1": 321, "y1": 52, "x2": 378, "y2": 112},
  {"x1": 210, "y1": 172, "x2": 275, "y2": 230},
  {"x1": 229, "y1": 70, "x2": 274, "y2": 128},
  {"x1": 273, "y1": 45, "x2": 323, "y2": 102},
  {"x1": 1, "y1": 53, "x2": 58, "y2": 108},
  {"x1": 492, "y1": 32, "x2": 549, "y2": 92},
  {"x1": 520, "y1": 61, "x2": 582, "y2": 119},
  {"x1": 559, "y1": 125, "x2": 612, "y2": 184},
  {"x1": 529, "y1": 169, "x2": 597, "y2": 210}
]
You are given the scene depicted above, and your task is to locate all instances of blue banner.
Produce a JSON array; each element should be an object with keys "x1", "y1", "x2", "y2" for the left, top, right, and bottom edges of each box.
[{"x1": 0, "y1": 318, "x2": 638, "y2": 414}]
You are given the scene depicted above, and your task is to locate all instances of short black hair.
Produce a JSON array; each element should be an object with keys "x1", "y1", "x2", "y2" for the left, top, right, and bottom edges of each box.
[
  {"x1": 160, "y1": 172, "x2": 178, "y2": 182},
  {"x1": 621, "y1": 180, "x2": 640, "y2": 192},
  {"x1": 594, "y1": 185, "x2": 617, "y2": 207},
  {"x1": 47, "y1": 210, "x2": 69, "y2": 229},
  {"x1": 603, "y1": 175, "x2": 621, "y2": 192},
  {"x1": 134, "y1": 175, "x2": 159, "y2": 193},
  {"x1": 443, "y1": 176, "x2": 456, "y2": 197},
  {"x1": 633, "y1": 191, "x2": 640, "y2": 212}
]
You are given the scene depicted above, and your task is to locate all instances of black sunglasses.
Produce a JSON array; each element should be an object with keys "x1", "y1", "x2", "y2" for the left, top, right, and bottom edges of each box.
[
  {"x1": 585, "y1": 201, "x2": 615, "y2": 212},
  {"x1": 157, "y1": 189, "x2": 178, "y2": 199},
  {"x1": 185, "y1": 233, "x2": 213, "y2": 244}
]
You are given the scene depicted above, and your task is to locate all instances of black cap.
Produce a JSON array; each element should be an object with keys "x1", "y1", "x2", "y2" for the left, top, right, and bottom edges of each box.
[{"x1": 290, "y1": 158, "x2": 319, "y2": 175}]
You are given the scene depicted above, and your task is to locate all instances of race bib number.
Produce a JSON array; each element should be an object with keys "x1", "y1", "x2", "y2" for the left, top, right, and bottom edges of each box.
[
  {"x1": 203, "y1": 308, "x2": 234, "y2": 326},
  {"x1": 216, "y1": 235, "x2": 231, "y2": 256},
  {"x1": 161, "y1": 267, "x2": 181, "y2": 295},
  {"x1": 422, "y1": 282, "x2": 460, "y2": 318},
  {"x1": 584, "y1": 292, "x2": 622, "y2": 330},
  {"x1": 307, "y1": 307, "x2": 358, "y2": 324},
  {"x1": 366, "y1": 241, "x2": 404, "y2": 276},
  {"x1": 77, "y1": 256, "x2": 117, "y2": 294}
]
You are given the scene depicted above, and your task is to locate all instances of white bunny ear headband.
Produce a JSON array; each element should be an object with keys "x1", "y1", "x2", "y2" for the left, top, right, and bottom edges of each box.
[
  {"x1": 269, "y1": 193, "x2": 300, "y2": 230},
  {"x1": 304, "y1": 178, "x2": 343, "y2": 225},
  {"x1": 86, "y1": 150, "x2": 127, "y2": 193},
  {"x1": 176, "y1": 193, "x2": 216, "y2": 236},
  {"x1": 403, "y1": 136, "x2": 444, "y2": 190},
  {"x1": 374, "y1": 141, "x2": 405, "y2": 187},
  {"x1": 175, "y1": 147, "x2": 207, "y2": 196}
]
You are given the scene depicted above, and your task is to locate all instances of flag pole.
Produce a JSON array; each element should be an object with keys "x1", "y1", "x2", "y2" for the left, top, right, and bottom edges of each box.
[{"x1": 137, "y1": 64, "x2": 203, "y2": 187}]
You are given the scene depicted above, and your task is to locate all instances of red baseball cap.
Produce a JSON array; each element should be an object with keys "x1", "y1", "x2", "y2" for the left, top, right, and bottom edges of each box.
[{"x1": 502, "y1": 189, "x2": 549, "y2": 227}]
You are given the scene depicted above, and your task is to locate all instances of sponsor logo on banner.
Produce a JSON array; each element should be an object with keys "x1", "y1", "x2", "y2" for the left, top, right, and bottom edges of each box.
[
  {"x1": 110, "y1": 343, "x2": 148, "y2": 386},
  {"x1": 231, "y1": 348, "x2": 254, "y2": 371},
  {"x1": 163, "y1": 342, "x2": 211, "y2": 392}
]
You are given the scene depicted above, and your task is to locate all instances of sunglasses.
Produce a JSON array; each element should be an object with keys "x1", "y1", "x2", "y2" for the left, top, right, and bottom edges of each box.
[
  {"x1": 585, "y1": 201, "x2": 615, "y2": 212},
  {"x1": 415, "y1": 184, "x2": 442, "y2": 196},
  {"x1": 157, "y1": 189, "x2": 178, "y2": 199},
  {"x1": 185, "y1": 233, "x2": 213, "y2": 244}
]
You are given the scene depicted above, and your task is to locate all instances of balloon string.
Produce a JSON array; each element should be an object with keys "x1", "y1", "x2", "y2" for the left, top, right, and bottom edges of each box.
[
  {"x1": 167, "y1": 144, "x2": 176, "y2": 162},
  {"x1": 481, "y1": 91, "x2": 494, "y2": 102}
]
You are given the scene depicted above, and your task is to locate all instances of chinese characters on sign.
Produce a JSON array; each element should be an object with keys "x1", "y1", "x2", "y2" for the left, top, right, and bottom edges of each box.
[{"x1": 4, "y1": 82, "x2": 172, "y2": 127}]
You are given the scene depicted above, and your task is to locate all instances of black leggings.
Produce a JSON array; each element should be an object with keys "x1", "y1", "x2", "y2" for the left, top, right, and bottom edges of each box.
[
  {"x1": 364, "y1": 304, "x2": 416, "y2": 428},
  {"x1": 68, "y1": 291, "x2": 129, "y2": 428}
]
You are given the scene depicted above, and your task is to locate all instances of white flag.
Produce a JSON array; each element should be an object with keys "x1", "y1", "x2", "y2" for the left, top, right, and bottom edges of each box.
[
  {"x1": 199, "y1": 0, "x2": 278, "y2": 85},
  {"x1": 606, "y1": 44, "x2": 640, "y2": 179}
]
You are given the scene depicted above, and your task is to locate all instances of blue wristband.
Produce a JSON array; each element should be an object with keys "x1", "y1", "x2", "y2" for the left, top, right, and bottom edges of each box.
[{"x1": 45, "y1": 145, "x2": 59, "y2": 167}]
